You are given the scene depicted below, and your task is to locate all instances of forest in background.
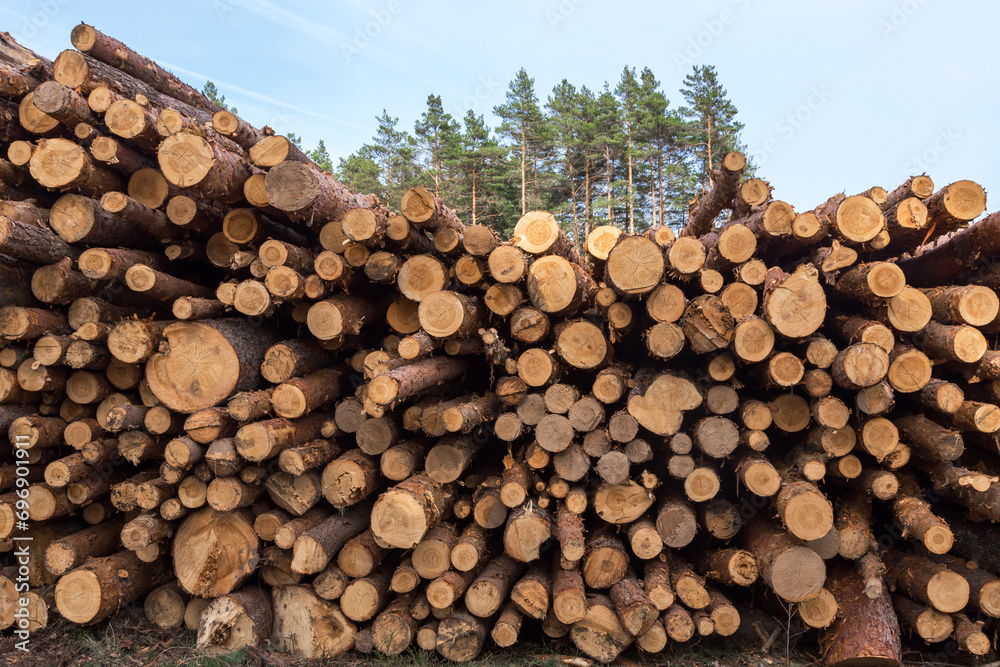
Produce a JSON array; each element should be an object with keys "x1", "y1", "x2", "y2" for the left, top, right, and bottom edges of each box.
[{"x1": 205, "y1": 65, "x2": 754, "y2": 245}]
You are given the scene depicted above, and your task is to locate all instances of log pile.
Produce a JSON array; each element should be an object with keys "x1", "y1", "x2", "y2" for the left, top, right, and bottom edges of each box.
[{"x1": 2, "y1": 24, "x2": 1000, "y2": 667}]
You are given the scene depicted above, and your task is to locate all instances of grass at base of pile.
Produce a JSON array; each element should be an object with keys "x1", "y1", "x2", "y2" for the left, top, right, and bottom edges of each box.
[{"x1": 0, "y1": 604, "x2": 813, "y2": 667}]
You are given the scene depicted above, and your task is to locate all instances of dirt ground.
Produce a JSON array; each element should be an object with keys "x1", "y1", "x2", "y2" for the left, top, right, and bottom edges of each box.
[
  {"x1": 0, "y1": 602, "x2": 817, "y2": 667},
  {"x1": 0, "y1": 602, "x2": 982, "y2": 667}
]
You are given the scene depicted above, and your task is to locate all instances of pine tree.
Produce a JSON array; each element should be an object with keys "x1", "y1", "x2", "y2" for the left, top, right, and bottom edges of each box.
[
  {"x1": 202, "y1": 81, "x2": 236, "y2": 114},
  {"x1": 546, "y1": 79, "x2": 585, "y2": 248},
  {"x1": 414, "y1": 95, "x2": 461, "y2": 200},
  {"x1": 308, "y1": 140, "x2": 333, "y2": 172},
  {"x1": 368, "y1": 110, "x2": 419, "y2": 208},
  {"x1": 637, "y1": 68, "x2": 668, "y2": 230},
  {"x1": 451, "y1": 112, "x2": 509, "y2": 234},
  {"x1": 592, "y1": 85, "x2": 623, "y2": 224},
  {"x1": 576, "y1": 86, "x2": 599, "y2": 234},
  {"x1": 615, "y1": 67, "x2": 642, "y2": 233},
  {"x1": 494, "y1": 68, "x2": 546, "y2": 216},
  {"x1": 286, "y1": 132, "x2": 304, "y2": 149},
  {"x1": 679, "y1": 65, "x2": 745, "y2": 195},
  {"x1": 662, "y1": 108, "x2": 699, "y2": 231},
  {"x1": 336, "y1": 146, "x2": 381, "y2": 196}
]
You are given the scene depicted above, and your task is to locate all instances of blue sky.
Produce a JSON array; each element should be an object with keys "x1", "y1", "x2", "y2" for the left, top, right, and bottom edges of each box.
[{"x1": 4, "y1": 0, "x2": 998, "y2": 212}]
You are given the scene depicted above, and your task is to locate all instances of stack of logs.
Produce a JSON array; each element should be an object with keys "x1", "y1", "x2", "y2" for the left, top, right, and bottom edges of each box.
[{"x1": 3, "y1": 23, "x2": 1000, "y2": 667}]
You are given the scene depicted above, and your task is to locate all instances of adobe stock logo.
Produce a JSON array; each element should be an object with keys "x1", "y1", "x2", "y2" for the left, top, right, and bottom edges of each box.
[{"x1": 672, "y1": 0, "x2": 753, "y2": 73}]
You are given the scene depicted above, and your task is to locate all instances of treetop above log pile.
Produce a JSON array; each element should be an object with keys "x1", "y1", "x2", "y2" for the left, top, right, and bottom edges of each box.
[{"x1": 4, "y1": 23, "x2": 1000, "y2": 667}]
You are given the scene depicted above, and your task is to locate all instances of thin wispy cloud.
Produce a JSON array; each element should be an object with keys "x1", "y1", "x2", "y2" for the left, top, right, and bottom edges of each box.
[
  {"x1": 159, "y1": 60, "x2": 370, "y2": 132},
  {"x1": 232, "y1": 0, "x2": 466, "y2": 97},
  {"x1": 235, "y1": 0, "x2": 348, "y2": 44}
]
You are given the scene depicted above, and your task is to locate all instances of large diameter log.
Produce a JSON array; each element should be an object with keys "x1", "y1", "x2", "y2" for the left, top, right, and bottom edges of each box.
[
  {"x1": 29, "y1": 137, "x2": 122, "y2": 197},
  {"x1": 50, "y1": 194, "x2": 156, "y2": 247},
  {"x1": 196, "y1": 588, "x2": 272, "y2": 655},
  {"x1": 820, "y1": 565, "x2": 901, "y2": 667},
  {"x1": 604, "y1": 235, "x2": 664, "y2": 295},
  {"x1": 763, "y1": 264, "x2": 826, "y2": 338},
  {"x1": 371, "y1": 474, "x2": 455, "y2": 549},
  {"x1": 265, "y1": 160, "x2": 379, "y2": 228},
  {"x1": 418, "y1": 290, "x2": 483, "y2": 338},
  {"x1": 744, "y1": 517, "x2": 826, "y2": 602},
  {"x1": 32, "y1": 81, "x2": 93, "y2": 128},
  {"x1": 526, "y1": 255, "x2": 596, "y2": 316},
  {"x1": 146, "y1": 319, "x2": 279, "y2": 413},
  {"x1": 503, "y1": 502, "x2": 552, "y2": 562},
  {"x1": 626, "y1": 370, "x2": 702, "y2": 436},
  {"x1": 158, "y1": 133, "x2": 253, "y2": 204},
  {"x1": 569, "y1": 594, "x2": 634, "y2": 663},
  {"x1": 884, "y1": 551, "x2": 969, "y2": 613},
  {"x1": 270, "y1": 584, "x2": 356, "y2": 658},
  {"x1": 435, "y1": 611, "x2": 489, "y2": 662},
  {"x1": 172, "y1": 507, "x2": 259, "y2": 597},
  {"x1": 54, "y1": 550, "x2": 170, "y2": 624}
]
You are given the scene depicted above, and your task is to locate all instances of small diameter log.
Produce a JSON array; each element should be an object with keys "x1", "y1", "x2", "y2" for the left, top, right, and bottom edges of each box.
[
  {"x1": 884, "y1": 551, "x2": 969, "y2": 613},
  {"x1": 290, "y1": 502, "x2": 371, "y2": 575},
  {"x1": 271, "y1": 367, "x2": 345, "y2": 419},
  {"x1": 367, "y1": 357, "x2": 466, "y2": 407},
  {"x1": 611, "y1": 570, "x2": 659, "y2": 637},
  {"x1": 321, "y1": 449, "x2": 379, "y2": 508},
  {"x1": 583, "y1": 529, "x2": 629, "y2": 590},
  {"x1": 44, "y1": 516, "x2": 127, "y2": 576},
  {"x1": 465, "y1": 554, "x2": 527, "y2": 618}
]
